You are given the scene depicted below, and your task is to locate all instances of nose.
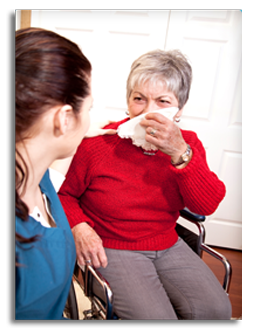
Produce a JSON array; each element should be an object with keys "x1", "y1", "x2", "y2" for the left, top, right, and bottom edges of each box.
[{"x1": 143, "y1": 101, "x2": 158, "y2": 114}]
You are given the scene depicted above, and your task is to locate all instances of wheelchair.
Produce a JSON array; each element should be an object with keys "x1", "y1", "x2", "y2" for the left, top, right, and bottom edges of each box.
[{"x1": 64, "y1": 208, "x2": 232, "y2": 320}]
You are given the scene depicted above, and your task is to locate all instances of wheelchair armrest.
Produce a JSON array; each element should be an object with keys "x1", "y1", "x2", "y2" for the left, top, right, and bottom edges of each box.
[
  {"x1": 200, "y1": 243, "x2": 232, "y2": 293},
  {"x1": 179, "y1": 207, "x2": 206, "y2": 222},
  {"x1": 178, "y1": 209, "x2": 232, "y2": 294}
]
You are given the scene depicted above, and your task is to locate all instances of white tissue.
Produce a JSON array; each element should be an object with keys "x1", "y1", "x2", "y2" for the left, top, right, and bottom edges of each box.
[{"x1": 117, "y1": 107, "x2": 179, "y2": 151}]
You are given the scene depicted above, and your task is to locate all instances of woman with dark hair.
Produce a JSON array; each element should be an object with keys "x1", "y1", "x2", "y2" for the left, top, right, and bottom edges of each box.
[{"x1": 15, "y1": 27, "x2": 97, "y2": 319}]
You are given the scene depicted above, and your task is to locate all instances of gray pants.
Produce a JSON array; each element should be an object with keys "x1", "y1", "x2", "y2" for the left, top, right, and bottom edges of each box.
[{"x1": 98, "y1": 238, "x2": 232, "y2": 320}]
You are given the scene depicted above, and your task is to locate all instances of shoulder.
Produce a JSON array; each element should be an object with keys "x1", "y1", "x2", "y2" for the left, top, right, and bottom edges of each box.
[
  {"x1": 181, "y1": 129, "x2": 198, "y2": 141},
  {"x1": 77, "y1": 118, "x2": 128, "y2": 153},
  {"x1": 180, "y1": 129, "x2": 204, "y2": 147},
  {"x1": 104, "y1": 118, "x2": 129, "y2": 130}
]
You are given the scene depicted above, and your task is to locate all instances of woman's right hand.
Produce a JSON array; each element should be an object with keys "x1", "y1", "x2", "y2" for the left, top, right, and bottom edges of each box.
[{"x1": 72, "y1": 222, "x2": 108, "y2": 268}]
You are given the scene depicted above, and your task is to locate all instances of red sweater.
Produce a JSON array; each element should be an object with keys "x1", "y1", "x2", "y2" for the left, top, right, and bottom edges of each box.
[{"x1": 58, "y1": 119, "x2": 226, "y2": 251}]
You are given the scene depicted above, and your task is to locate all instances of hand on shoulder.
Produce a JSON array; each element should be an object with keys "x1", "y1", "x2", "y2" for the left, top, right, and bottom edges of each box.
[{"x1": 85, "y1": 120, "x2": 117, "y2": 138}]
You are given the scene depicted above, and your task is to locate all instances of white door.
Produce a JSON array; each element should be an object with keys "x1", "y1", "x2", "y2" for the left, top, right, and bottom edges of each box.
[
  {"x1": 29, "y1": 10, "x2": 242, "y2": 249},
  {"x1": 166, "y1": 10, "x2": 242, "y2": 249}
]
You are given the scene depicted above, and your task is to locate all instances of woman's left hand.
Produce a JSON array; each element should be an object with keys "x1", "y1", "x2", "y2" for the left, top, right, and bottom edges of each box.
[{"x1": 140, "y1": 112, "x2": 188, "y2": 164}]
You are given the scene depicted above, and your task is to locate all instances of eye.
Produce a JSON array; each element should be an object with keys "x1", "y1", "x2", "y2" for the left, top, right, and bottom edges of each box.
[
  {"x1": 133, "y1": 96, "x2": 145, "y2": 103},
  {"x1": 159, "y1": 99, "x2": 170, "y2": 104}
]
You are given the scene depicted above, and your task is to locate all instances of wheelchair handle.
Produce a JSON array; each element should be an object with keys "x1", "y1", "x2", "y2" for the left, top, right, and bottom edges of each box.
[{"x1": 179, "y1": 207, "x2": 206, "y2": 222}]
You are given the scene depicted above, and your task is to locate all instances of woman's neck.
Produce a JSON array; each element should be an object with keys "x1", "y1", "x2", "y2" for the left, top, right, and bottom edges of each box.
[{"x1": 16, "y1": 137, "x2": 55, "y2": 213}]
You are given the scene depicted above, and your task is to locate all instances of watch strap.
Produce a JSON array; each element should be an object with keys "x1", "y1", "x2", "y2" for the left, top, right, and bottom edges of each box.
[{"x1": 171, "y1": 144, "x2": 191, "y2": 166}]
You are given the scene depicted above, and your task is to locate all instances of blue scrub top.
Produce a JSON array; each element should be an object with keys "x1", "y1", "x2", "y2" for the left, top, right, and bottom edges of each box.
[{"x1": 15, "y1": 170, "x2": 76, "y2": 320}]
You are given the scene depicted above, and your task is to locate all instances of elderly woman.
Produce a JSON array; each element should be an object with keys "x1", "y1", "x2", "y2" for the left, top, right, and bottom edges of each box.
[{"x1": 58, "y1": 49, "x2": 232, "y2": 320}]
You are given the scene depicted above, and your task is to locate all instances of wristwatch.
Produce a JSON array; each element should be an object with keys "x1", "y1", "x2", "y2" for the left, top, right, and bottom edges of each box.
[{"x1": 171, "y1": 144, "x2": 191, "y2": 166}]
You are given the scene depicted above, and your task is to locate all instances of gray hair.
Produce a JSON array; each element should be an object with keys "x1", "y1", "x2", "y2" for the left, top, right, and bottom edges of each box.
[{"x1": 126, "y1": 49, "x2": 192, "y2": 109}]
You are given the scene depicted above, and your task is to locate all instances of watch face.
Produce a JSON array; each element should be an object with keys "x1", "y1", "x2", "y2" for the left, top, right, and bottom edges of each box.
[{"x1": 181, "y1": 145, "x2": 191, "y2": 162}]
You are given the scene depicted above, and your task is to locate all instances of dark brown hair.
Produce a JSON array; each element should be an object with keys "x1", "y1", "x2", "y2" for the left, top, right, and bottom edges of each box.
[{"x1": 16, "y1": 27, "x2": 92, "y2": 242}]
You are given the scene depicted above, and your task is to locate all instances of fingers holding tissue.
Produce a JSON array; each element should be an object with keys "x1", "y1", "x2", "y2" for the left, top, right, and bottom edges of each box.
[
  {"x1": 117, "y1": 107, "x2": 181, "y2": 152},
  {"x1": 140, "y1": 111, "x2": 187, "y2": 160}
]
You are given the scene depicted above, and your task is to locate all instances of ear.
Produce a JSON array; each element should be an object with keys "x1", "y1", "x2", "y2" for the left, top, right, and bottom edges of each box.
[
  {"x1": 53, "y1": 105, "x2": 73, "y2": 137},
  {"x1": 173, "y1": 107, "x2": 184, "y2": 121}
]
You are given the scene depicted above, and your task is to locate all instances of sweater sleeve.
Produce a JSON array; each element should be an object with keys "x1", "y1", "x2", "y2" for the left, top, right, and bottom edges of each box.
[
  {"x1": 58, "y1": 139, "x2": 95, "y2": 229},
  {"x1": 169, "y1": 131, "x2": 226, "y2": 216}
]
